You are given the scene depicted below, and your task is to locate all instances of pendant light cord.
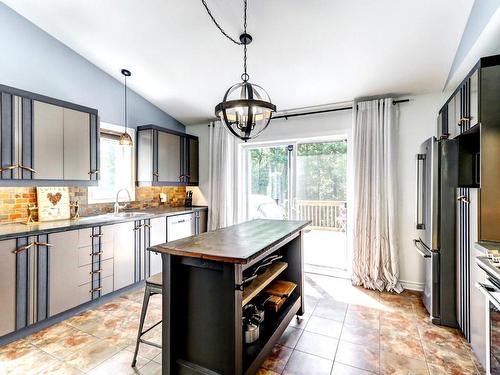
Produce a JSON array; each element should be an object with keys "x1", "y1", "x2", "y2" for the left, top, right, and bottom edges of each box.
[
  {"x1": 124, "y1": 74, "x2": 128, "y2": 132},
  {"x1": 201, "y1": 0, "x2": 250, "y2": 81},
  {"x1": 243, "y1": 0, "x2": 248, "y2": 81},
  {"x1": 200, "y1": 0, "x2": 243, "y2": 45}
]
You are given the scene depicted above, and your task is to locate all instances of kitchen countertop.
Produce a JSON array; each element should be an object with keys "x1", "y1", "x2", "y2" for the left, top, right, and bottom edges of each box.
[
  {"x1": 475, "y1": 241, "x2": 500, "y2": 255},
  {"x1": 0, "y1": 206, "x2": 208, "y2": 241},
  {"x1": 150, "y1": 219, "x2": 310, "y2": 264}
]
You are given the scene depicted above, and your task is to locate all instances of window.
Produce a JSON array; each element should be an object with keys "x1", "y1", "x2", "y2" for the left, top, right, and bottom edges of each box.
[{"x1": 88, "y1": 123, "x2": 135, "y2": 204}]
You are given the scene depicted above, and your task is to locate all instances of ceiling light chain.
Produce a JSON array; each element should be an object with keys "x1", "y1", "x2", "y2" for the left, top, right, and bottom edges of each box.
[
  {"x1": 203, "y1": 0, "x2": 276, "y2": 142},
  {"x1": 200, "y1": 0, "x2": 243, "y2": 45}
]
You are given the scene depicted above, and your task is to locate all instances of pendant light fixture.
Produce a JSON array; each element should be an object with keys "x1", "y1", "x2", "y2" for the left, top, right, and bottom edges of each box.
[
  {"x1": 119, "y1": 68, "x2": 133, "y2": 146},
  {"x1": 202, "y1": 0, "x2": 276, "y2": 142}
]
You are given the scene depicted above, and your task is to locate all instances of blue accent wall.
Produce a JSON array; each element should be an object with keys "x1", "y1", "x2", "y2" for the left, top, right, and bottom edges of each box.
[{"x1": 0, "y1": 3, "x2": 184, "y2": 132}]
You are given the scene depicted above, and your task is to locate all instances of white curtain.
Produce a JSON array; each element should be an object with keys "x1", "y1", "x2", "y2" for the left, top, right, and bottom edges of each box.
[
  {"x1": 352, "y1": 98, "x2": 403, "y2": 293},
  {"x1": 207, "y1": 121, "x2": 238, "y2": 230}
]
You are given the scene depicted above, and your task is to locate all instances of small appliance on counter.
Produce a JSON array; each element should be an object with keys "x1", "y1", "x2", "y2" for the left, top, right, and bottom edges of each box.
[{"x1": 184, "y1": 190, "x2": 193, "y2": 207}]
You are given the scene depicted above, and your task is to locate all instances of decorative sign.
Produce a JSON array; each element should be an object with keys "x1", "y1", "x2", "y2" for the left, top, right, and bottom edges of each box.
[{"x1": 36, "y1": 187, "x2": 71, "y2": 222}]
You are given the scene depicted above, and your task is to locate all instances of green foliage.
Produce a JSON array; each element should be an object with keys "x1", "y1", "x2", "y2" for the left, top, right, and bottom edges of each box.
[{"x1": 249, "y1": 141, "x2": 347, "y2": 203}]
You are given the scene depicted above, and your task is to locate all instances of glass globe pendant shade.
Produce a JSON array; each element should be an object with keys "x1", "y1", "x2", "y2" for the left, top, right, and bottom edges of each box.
[
  {"x1": 119, "y1": 132, "x2": 133, "y2": 146},
  {"x1": 215, "y1": 81, "x2": 276, "y2": 142}
]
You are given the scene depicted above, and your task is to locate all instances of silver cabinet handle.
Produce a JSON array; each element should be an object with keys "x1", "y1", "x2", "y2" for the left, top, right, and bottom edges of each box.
[
  {"x1": 12, "y1": 242, "x2": 53, "y2": 254},
  {"x1": 90, "y1": 233, "x2": 104, "y2": 238},
  {"x1": 89, "y1": 251, "x2": 103, "y2": 256},
  {"x1": 0, "y1": 164, "x2": 36, "y2": 173},
  {"x1": 457, "y1": 195, "x2": 470, "y2": 204},
  {"x1": 89, "y1": 287, "x2": 102, "y2": 293},
  {"x1": 134, "y1": 224, "x2": 144, "y2": 231},
  {"x1": 88, "y1": 170, "x2": 99, "y2": 175},
  {"x1": 143, "y1": 224, "x2": 152, "y2": 229},
  {"x1": 90, "y1": 269, "x2": 103, "y2": 275}
]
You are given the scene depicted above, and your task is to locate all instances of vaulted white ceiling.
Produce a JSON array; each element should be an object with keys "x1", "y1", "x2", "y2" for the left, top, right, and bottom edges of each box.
[{"x1": 4, "y1": 0, "x2": 475, "y2": 124}]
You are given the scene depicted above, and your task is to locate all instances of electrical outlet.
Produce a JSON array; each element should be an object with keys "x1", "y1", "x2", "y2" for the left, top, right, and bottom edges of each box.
[{"x1": 159, "y1": 193, "x2": 167, "y2": 203}]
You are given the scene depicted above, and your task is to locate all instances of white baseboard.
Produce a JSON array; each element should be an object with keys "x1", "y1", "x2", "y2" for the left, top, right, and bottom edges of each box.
[{"x1": 401, "y1": 280, "x2": 424, "y2": 292}]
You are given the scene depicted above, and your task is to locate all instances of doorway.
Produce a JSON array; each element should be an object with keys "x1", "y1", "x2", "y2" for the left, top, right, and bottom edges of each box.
[{"x1": 245, "y1": 139, "x2": 349, "y2": 277}]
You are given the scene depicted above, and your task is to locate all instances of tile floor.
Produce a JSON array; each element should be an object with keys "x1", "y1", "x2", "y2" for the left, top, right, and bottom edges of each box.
[{"x1": 0, "y1": 273, "x2": 485, "y2": 375}]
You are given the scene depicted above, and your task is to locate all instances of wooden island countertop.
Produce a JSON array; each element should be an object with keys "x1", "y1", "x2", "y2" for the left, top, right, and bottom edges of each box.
[{"x1": 150, "y1": 219, "x2": 310, "y2": 265}]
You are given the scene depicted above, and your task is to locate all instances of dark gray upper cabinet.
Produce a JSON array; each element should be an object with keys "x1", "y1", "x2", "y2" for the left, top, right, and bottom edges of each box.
[
  {"x1": 0, "y1": 84, "x2": 99, "y2": 186},
  {"x1": 136, "y1": 125, "x2": 199, "y2": 186},
  {"x1": 439, "y1": 54, "x2": 500, "y2": 241}
]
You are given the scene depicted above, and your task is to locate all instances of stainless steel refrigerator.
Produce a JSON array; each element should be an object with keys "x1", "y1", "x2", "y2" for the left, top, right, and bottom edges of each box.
[{"x1": 413, "y1": 136, "x2": 459, "y2": 327}]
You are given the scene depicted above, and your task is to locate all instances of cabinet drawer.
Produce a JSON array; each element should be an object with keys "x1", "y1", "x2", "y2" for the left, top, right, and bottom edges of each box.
[
  {"x1": 101, "y1": 258, "x2": 113, "y2": 279},
  {"x1": 78, "y1": 244, "x2": 113, "y2": 267},
  {"x1": 101, "y1": 276, "x2": 113, "y2": 296},
  {"x1": 76, "y1": 263, "x2": 92, "y2": 286},
  {"x1": 78, "y1": 226, "x2": 114, "y2": 248}
]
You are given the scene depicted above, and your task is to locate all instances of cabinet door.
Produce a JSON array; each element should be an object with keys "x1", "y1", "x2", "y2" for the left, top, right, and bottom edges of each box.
[
  {"x1": 49, "y1": 230, "x2": 91, "y2": 316},
  {"x1": 448, "y1": 94, "x2": 460, "y2": 138},
  {"x1": 63, "y1": 108, "x2": 91, "y2": 181},
  {"x1": 137, "y1": 128, "x2": 154, "y2": 183},
  {"x1": 468, "y1": 190, "x2": 487, "y2": 369},
  {"x1": 113, "y1": 221, "x2": 136, "y2": 291},
  {"x1": 0, "y1": 239, "x2": 17, "y2": 336},
  {"x1": 32, "y1": 101, "x2": 64, "y2": 180},
  {"x1": 188, "y1": 137, "x2": 199, "y2": 184},
  {"x1": 469, "y1": 70, "x2": 479, "y2": 125},
  {"x1": 149, "y1": 217, "x2": 166, "y2": 276},
  {"x1": 157, "y1": 131, "x2": 181, "y2": 183}
]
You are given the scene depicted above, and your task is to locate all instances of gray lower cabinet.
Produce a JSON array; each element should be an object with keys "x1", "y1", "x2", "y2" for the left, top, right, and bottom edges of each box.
[
  {"x1": 113, "y1": 221, "x2": 136, "y2": 291},
  {"x1": 49, "y1": 230, "x2": 91, "y2": 316},
  {"x1": 0, "y1": 239, "x2": 17, "y2": 336},
  {"x1": 148, "y1": 217, "x2": 167, "y2": 276}
]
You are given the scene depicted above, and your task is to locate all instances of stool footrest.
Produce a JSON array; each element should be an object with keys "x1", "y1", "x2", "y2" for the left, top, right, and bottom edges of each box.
[
  {"x1": 139, "y1": 338, "x2": 162, "y2": 349},
  {"x1": 140, "y1": 320, "x2": 162, "y2": 336}
]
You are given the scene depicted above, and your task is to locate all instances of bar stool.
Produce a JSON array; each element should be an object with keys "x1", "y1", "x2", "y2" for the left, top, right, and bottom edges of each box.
[{"x1": 131, "y1": 272, "x2": 163, "y2": 367}]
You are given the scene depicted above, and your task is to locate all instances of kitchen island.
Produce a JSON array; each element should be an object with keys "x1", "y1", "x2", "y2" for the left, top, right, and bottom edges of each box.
[{"x1": 150, "y1": 219, "x2": 310, "y2": 375}]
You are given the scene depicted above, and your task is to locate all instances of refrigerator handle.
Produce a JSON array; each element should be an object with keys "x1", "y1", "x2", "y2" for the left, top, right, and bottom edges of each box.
[
  {"x1": 415, "y1": 154, "x2": 426, "y2": 229},
  {"x1": 413, "y1": 239, "x2": 431, "y2": 258}
]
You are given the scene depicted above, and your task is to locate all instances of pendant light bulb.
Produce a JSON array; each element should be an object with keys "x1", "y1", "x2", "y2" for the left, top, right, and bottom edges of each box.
[{"x1": 119, "y1": 69, "x2": 133, "y2": 147}]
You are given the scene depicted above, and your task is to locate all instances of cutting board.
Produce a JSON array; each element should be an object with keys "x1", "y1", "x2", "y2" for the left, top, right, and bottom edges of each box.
[{"x1": 264, "y1": 280, "x2": 296, "y2": 298}]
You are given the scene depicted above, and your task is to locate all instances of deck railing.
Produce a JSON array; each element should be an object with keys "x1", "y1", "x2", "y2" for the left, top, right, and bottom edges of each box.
[{"x1": 295, "y1": 200, "x2": 347, "y2": 231}]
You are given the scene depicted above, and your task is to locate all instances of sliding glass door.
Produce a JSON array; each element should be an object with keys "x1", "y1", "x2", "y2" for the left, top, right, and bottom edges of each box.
[
  {"x1": 247, "y1": 146, "x2": 290, "y2": 220},
  {"x1": 245, "y1": 139, "x2": 348, "y2": 276}
]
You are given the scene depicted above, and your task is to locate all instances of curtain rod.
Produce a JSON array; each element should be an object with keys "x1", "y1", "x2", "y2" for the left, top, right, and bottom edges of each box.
[
  {"x1": 273, "y1": 99, "x2": 410, "y2": 120},
  {"x1": 207, "y1": 98, "x2": 410, "y2": 125}
]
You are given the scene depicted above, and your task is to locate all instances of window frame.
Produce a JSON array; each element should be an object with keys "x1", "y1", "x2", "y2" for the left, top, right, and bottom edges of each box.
[{"x1": 87, "y1": 122, "x2": 136, "y2": 204}]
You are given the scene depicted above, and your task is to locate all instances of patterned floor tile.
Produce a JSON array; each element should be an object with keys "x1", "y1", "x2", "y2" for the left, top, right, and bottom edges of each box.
[
  {"x1": 295, "y1": 331, "x2": 338, "y2": 360},
  {"x1": 380, "y1": 350, "x2": 429, "y2": 374},
  {"x1": 278, "y1": 326, "x2": 303, "y2": 349},
  {"x1": 380, "y1": 329, "x2": 425, "y2": 360},
  {"x1": 261, "y1": 344, "x2": 293, "y2": 373},
  {"x1": 335, "y1": 341, "x2": 379, "y2": 373},
  {"x1": 282, "y1": 350, "x2": 333, "y2": 375},
  {"x1": 340, "y1": 324, "x2": 379, "y2": 348},
  {"x1": 63, "y1": 339, "x2": 122, "y2": 372},
  {"x1": 331, "y1": 362, "x2": 376, "y2": 375},
  {"x1": 305, "y1": 315, "x2": 343, "y2": 338},
  {"x1": 87, "y1": 349, "x2": 149, "y2": 374}
]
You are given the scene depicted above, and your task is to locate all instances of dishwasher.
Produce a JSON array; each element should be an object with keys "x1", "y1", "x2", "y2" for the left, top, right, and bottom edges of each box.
[{"x1": 167, "y1": 214, "x2": 196, "y2": 241}]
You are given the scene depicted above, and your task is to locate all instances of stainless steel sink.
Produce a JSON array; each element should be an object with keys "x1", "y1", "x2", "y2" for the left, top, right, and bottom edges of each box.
[{"x1": 107, "y1": 212, "x2": 145, "y2": 218}]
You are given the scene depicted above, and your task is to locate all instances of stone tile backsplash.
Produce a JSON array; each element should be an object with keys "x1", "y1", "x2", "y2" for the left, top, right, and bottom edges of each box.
[{"x1": 0, "y1": 186, "x2": 186, "y2": 224}]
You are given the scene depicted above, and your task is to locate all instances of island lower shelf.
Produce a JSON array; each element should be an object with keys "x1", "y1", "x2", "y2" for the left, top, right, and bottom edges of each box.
[
  {"x1": 160, "y1": 219, "x2": 309, "y2": 375},
  {"x1": 243, "y1": 293, "x2": 301, "y2": 375},
  {"x1": 242, "y1": 261, "x2": 288, "y2": 306}
]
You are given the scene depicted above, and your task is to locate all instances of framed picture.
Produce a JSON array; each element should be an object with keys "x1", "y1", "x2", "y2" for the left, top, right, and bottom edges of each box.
[{"x1": 36, "y1": 187, "x2": 71, "y2": 222}]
